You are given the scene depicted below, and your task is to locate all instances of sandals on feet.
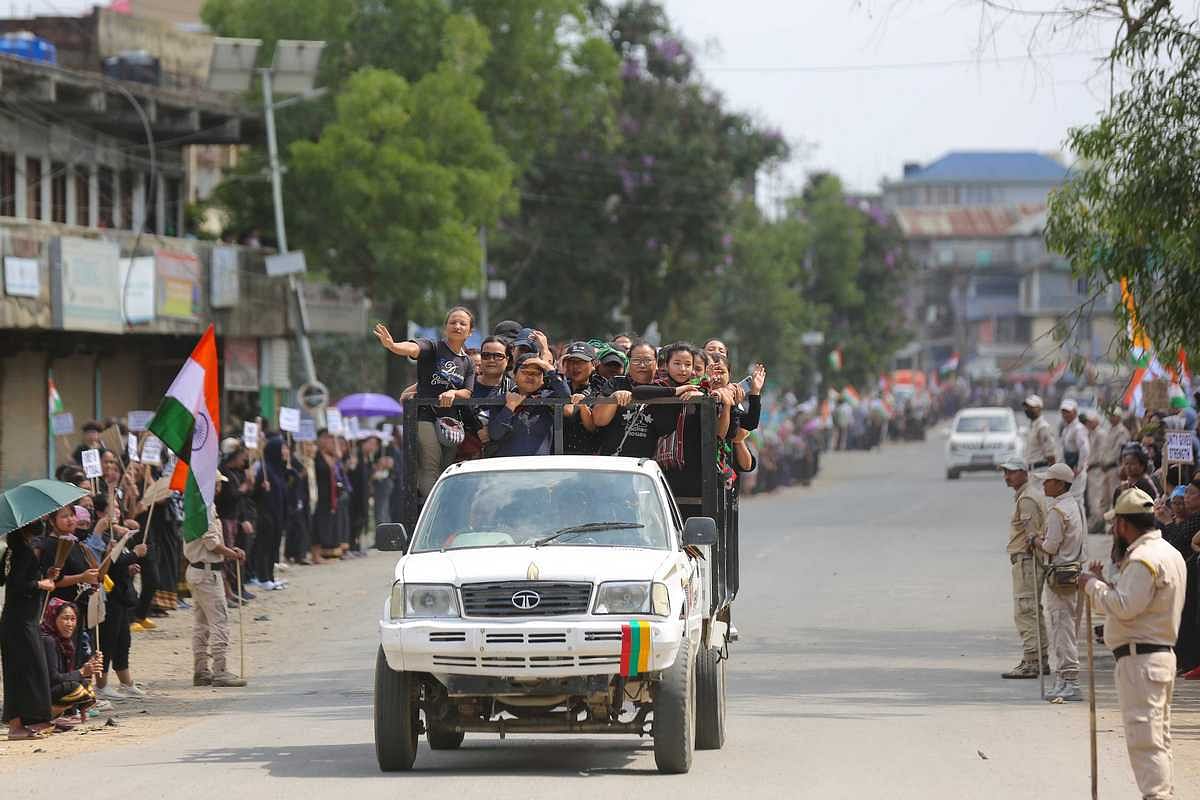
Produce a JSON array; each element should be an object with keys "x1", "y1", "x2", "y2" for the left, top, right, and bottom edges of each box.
[{"x1": 8, "y1": 727, "x2": 52, "y2": 740}]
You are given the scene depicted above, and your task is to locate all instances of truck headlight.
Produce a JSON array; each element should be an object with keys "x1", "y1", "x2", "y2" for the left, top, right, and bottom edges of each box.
[
  {"x1": 594, "y1": 581, "x2": 670, "y2": 616},
  {"x1": 390, "y1": 582, "x2": 460, "y2": 619}
]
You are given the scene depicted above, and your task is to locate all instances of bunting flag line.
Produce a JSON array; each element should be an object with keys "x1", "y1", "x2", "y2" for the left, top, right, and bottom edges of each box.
[{"x1": 147, "y1": 325, "x2": 220, "y2": 542}]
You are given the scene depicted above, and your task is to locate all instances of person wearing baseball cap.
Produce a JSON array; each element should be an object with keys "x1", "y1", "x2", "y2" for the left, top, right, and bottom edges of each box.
[
  {"x1": 999, "y1": 459, "x2": 1048, "y2": 679},
  {"x1": 596, "y1": 346, "x2": 628, "y2": 381},
  {"x1": 1029, "y1": 462, "x2": 1085, "y2": 701},
  {"x1": 1022, "y1": 394, "x2": 1059, "y2": 474},
  {"x1": 492, "y1": 319, "x2": 523, "y2": 344},
  {"x1": 488, "y1": 353, "x2": 570, "y2": 457},
  {"x1": 1058, "y1": 399, "x2": 1091, "y2": 528},
  {"x1": 1079, "y1": 486, "x2": 1187, "y2": 797},
  {"x1": 560, "y1": 342, "x2": 600, "y2": 455}
]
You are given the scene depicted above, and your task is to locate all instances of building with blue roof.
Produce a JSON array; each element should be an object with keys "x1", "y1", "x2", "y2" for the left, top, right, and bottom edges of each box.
[{"x1": 884, "y1": 151, "x2": 1068, "y2": 209}]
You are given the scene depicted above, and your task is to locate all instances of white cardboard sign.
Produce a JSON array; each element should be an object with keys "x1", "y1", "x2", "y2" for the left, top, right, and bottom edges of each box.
[
  {"x1": 127, "y1": 410, "x2": 154, "y2": 432},
  {"x1": 243, "y1": 421, "x2": 260, "y2": 450},
  {"x1": 51, "y1": 412, "x2": 75, "y2": 436},
  {"x1": 81, "y1": 448, "x2": 102, "y2": 478},
  {"x1": 141, "y1": 436, "x2": 163, "y2": 465},
  {"x1": 326, "y1": 408, "x2": 343, "y2": 435},
  {"x1": 296, "y1": 419, "x2": 317, "y2": 442},
  {"x1": 127, "y1": 433, "x2": 140, "y2": 463},
  {"x1": 1166, "y1": 430, "x2": 1194, "y2": 464},
  {"x1": 278, "y1": 407, "x2": 301, "y2": 434},
  {"x1": 346, "y1": 416, "x2": 361, "y2": 439}
]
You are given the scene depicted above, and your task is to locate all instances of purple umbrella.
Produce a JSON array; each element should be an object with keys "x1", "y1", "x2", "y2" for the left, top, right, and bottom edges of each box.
[{"x1": 335, "y1": 393, "x2": 403, "y2": 417}]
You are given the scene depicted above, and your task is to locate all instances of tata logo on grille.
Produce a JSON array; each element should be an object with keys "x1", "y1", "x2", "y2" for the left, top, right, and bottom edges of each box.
[{"x1": 511, "y1": 590, "x2": 541, "y2": 610}]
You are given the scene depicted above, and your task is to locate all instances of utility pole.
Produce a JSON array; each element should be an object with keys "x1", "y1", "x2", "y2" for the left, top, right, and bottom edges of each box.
[
  {"x1": 478, "y1": 226, "x2": 489, "y2": 336},
  {"x1": 261, "y1": 67, "x2": 319, "y2": 392}
]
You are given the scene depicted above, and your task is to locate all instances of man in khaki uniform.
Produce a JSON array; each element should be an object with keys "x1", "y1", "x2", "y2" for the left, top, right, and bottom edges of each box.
[
  {"x1": 1102, "y1": 408, "x2": 1131, "y2": 516},
  {"x1": 184, "y1": 494, "x2": 248, "y2": 687},
  {"x1": 1080, "y1": 488, "x2": 1186, "y2": 800},
  {"x1": 1022, "y1": 394, "x2": 1058, "y2": 473},
  {"x1": 1031, "y1": 462, "x2": 1085, "y2": 701},
  {"x1": 1000, "y1": 460, "x2": 1048, "y2": 678}
]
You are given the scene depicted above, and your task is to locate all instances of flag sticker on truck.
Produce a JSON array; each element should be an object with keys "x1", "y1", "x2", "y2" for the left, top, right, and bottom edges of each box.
[{"x1": 620, "y1": 620, "x2": 652, "y2": 676}]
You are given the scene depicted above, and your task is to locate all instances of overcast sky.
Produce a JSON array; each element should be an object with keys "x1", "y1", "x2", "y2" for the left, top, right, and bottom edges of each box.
[{"x1": 25, "y1": 0, "x2": 1120, "y2": 194}]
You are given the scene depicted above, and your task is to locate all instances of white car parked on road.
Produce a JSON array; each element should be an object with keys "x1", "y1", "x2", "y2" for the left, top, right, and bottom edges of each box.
[{"x1": 944, "y1": 406, "x2": 1023, "y2": 479}]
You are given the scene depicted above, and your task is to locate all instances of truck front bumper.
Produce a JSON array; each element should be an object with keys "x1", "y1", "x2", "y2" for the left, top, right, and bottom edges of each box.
[{"x1": 379, "y1": 617, "x2": 683, "y2": 678}]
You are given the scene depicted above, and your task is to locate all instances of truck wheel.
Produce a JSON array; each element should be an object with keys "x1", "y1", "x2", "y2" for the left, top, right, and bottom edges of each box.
[
  {"x1": 374, "y1": 647, "x2": 418, "y2": 771},
  {"x1": 426, "y1": 718, "x2": 465, "y2": 750},
  {"x1": 653, "y1": 635, "x2": 695, "y2": 774},
  {"x1": 694, "y1": 645, "x2": 726, "y2": 750},
  {"x1": 946, "y1": 469, "x2": 960, "y2": 480}
]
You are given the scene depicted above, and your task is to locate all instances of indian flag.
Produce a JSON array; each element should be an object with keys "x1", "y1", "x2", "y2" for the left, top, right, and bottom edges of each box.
[
  {"x1": 48, "y1": 379, "x2": 63, "y2": 416},
  {"x1": 619, "y1": 620, "x2": 652, "y2": 677},
  {"x1": 148, "y1": 325, "x2": 220, "y2": 541}
]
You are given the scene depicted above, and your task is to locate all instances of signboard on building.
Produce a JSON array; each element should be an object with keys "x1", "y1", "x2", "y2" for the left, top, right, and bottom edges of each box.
[
  {"x1": 3, "y1": 256, "x2": 40, "y2": 298},
  {"x1": 224, "y1": 338, "x2": 260, "y2": 392},
  {"x1": 265, "y1": 251, "x2": 307, "y2": 277},
  {"x1": 50, "y1": 237, "x2": 123, "y2": 333},
  {"x1": 210, "y1": 246, "x2": 239, "y2": 308},
  {"x1": 155, "y1": 249, "x2": 200, "y2": 320},
  {"x1": 301, "y1": 281, "x2": 369, "y2": 335},
  {"x1": 119, "y1": 256, "x2": 156, "y2": 323}
]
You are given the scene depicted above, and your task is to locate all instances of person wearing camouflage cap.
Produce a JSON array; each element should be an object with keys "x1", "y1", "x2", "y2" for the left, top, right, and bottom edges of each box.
[{"x1": 1079, "y1": 487, "x2": 1187, "y2": 799}]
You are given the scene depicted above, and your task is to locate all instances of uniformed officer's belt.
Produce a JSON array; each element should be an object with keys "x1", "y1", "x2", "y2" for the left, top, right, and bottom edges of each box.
[
  {"x1": 1113, "y1": 643, "x2": 1173, "y2": 661},
  {"x1": 188, "y1": 561, "x2": 223, "y2": 571},
  {"x1": 1010, "y1": 552, "x2": 1035, "y2": 564}
]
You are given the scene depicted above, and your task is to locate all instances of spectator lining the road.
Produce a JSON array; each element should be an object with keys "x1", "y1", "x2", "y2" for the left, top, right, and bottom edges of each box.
[{"x1": 2, "y1": 523, "x2": 57, "y2": 740}]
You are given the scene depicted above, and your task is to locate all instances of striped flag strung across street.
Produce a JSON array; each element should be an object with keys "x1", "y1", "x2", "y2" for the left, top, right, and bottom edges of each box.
[{"x1": 147, "y1": 325, "x2": 220, "y2": 542}]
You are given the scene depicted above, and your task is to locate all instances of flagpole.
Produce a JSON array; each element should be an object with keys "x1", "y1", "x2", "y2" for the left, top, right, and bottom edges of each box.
[{"x1": 236, "y1": 557, "x2": 245, "y2": 678}]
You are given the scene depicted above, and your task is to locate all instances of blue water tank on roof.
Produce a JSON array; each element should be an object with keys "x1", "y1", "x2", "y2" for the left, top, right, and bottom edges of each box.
[{"x1": 0, "y1": 32, "x2": 58, "y2": 65}]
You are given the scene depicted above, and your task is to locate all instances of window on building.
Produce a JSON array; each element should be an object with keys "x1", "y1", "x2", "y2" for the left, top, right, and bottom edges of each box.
[
  {"x1": 98, "y1": 167, "x2": 114, "y2": 227},
  {"x1": 74, "y1": 168, "x2": 90, "y2": 226},
  {"x1": 164, "y1": 176, "x2": 182, "y2": 236},
  {"x1": 0, "y1": 153, "x2": 15, "y2": 217},
  {"x1": 119, "y1": 169, "x2": 134, "y2": 230},
  {"x1": 51, "y1": 162, "x2": 67, "y2": 223},
  {"x1": 143, "y1": 172, "x2": 159, "y2": 235},
  {"x1": 25, "y1": 157, "x2": 42, "y2": 219}
]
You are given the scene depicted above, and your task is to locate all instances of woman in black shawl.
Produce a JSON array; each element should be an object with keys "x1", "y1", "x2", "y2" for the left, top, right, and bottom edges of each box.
[
  {"x1": 40, "y1": 599, "x2": 100, "y2": 719},
  {"x1": 252, "y1": 436, "x2": 289, "y2": 586},
  {"x1": 1, "y1": 523, "x2": 57, "y2": 739}
]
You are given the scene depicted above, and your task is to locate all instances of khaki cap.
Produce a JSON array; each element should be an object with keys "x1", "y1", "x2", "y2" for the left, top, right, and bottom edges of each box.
[
  {"x1": 1023, "y1": 394, "x2": 1043, "y2": 409},
  {"x1": 1105, "y1": 487, "x2": 1155, "y2": 521},
  {"x1": 1034, "y1": 463, "x2": 1075, "y2": 484}
]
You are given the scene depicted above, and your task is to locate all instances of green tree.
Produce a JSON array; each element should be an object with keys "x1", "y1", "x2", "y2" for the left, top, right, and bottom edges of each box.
[
  {"x1": 1010, "y1": 1, "x2": 1200, "y2": 355},
  {"x1": 287, "y1": 18, "x2": 515, "y2": 394}
]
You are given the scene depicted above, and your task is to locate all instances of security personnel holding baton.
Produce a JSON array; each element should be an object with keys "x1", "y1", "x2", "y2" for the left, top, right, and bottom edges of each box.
[{"x1": 1079, "y1": 487, "x2": 1186, "y2": 799}]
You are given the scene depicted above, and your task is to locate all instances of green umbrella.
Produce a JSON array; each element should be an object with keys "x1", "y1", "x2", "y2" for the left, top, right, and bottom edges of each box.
[{"x1": 0, "y1": 479, "x2": 87, "y2": 536}]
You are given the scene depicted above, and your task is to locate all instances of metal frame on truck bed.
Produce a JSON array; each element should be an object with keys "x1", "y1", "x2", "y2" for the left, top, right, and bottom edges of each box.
[{"x1": 398, "y1": 395, "x2": 739, "y2": 617}]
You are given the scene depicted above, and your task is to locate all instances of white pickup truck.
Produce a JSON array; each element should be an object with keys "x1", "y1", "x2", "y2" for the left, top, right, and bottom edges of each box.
[{"x1": 374, "y1": 455, "x2": 731, "y2": 774}]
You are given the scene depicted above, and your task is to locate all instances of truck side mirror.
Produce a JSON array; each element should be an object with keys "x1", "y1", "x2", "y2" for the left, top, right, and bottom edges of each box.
[
  {"x1": 376, "y1": 523, "x2": 409, "y2": 552},
  {"x1": 682, "y1": 516, "x2": 718, "y2": 546}
]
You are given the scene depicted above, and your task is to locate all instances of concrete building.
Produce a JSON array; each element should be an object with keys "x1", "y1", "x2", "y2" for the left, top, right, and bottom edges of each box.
[
  {"x1": 0, "y1": 49, "x2": 366, "y2": 489},
  {"x1": 883, "y1": 151, "x2": 1116, "y2": 379}
]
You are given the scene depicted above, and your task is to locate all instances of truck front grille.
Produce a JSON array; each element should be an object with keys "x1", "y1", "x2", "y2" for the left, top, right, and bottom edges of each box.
[{"x1": 460, "y1": 581, "x2": 593, "y2": 617}]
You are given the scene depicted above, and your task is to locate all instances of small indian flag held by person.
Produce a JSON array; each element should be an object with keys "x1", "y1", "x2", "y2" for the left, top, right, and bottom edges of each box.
[
  {"x1": 147, "y1": 325, "x2": 220, "y2": 542},
  {"x1": 619, "y1": 620, "x2": 652, "y2": 677},
  {"x1": 827, "y1": 348, "x2": 843, "y2": 371},
  {"x1": 48, "y1": 378, "x2": 63, "y2": 416}
]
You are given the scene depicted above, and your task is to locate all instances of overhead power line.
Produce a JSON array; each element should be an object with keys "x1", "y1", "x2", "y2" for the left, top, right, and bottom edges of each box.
[{"x1": 696, "y1": 49, "x2": 1106, "y2": 74}]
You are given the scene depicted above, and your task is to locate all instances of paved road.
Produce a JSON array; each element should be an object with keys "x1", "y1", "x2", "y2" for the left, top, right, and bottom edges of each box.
[{"x1": 12, "y1": 436, "x2": 1179, "y2": 797}]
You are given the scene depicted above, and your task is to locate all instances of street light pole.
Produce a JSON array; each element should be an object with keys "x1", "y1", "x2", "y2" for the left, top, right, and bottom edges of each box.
[{"x1": 260, "y1": 66, "x2": 318, "y2": 389}]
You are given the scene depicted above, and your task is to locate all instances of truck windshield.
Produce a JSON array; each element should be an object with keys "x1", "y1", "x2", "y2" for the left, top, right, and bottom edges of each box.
[{"x1": 410, "y1": 470, "x2": 671, "y2": 552}]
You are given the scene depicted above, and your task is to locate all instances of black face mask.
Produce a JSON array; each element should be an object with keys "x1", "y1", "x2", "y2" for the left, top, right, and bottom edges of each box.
[{"x1": 1024, "y1": 409, "x2": 1038, "y2": 421}]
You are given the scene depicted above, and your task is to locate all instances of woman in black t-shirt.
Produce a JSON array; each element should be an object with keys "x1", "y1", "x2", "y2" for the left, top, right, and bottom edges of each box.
[{"x1": 374, "y1": 307, "x2": 476, "y2": 499}]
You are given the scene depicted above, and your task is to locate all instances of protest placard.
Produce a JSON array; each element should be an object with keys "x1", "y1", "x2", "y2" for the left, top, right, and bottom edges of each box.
[
  {"x1": 243, "y1": 420, "x2": 260, "y2": 450},
  {"x1": 51, "y1": 412, "x2": 75, "y2": 436},
  {"x1": 296, "y1": 419, "x2": 317, "y2": 442},
  {"x1": 81, "y1": 448, "x2": 102, "y2": 478},
  {"x1": 279, "y1": 407, "x2": 301, "y2": 433},
  {"x1": 127, "y1": 433, "x2": 140, "y2": 463},
  {"x1": 326, "y1": 408, "x2": 343, "y2": 435},
  {"x1": 141, "y1": 436, "x2": 163, "y2": 465},
  {"x1": 1166, "y1": 430, "x2": 1194, "y2": 464},
  {"x1": 127, "y1": 410, "x2": 155, "y2": 432}
]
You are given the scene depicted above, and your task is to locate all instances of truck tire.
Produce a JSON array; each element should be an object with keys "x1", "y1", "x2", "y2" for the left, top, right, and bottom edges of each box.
[
  {"x1": 374, "y1": 647, "x2": 418, "y2": 771},
  {"x1": 426, "y1": 718, "x2": 465, "y2": 750},
  {"x1": 946, "y1": 468, "x2": 960, "y2": 480},
  {"x1": 653, "y1": 635, "x2": 695, "y2": 774},
  {"x1": 694, "y1": 645, "x2": 726, "y2": 750}
]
